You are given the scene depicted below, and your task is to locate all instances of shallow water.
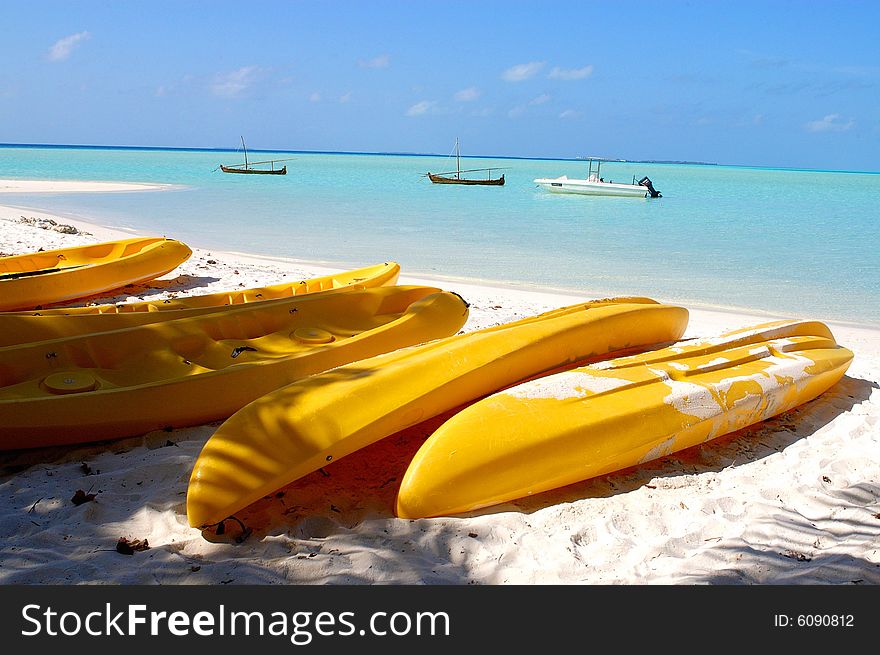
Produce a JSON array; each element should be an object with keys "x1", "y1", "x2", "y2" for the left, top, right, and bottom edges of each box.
[{"x1": 1, "y1": 145, "x2": 877, "y2": 325}]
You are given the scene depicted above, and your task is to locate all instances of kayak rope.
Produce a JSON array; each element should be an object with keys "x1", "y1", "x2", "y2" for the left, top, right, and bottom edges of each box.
[
  {"x1": 206, "y1": 515, "x2": 252, "y2": 543},
  {"x1": 449, "y1": 291, "x2": 471, "y2": 308}
]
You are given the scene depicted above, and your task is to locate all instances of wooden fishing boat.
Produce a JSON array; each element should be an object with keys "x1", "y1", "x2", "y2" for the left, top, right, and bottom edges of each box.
[
  {"x1": 220, "y1": 164, "x2": 287, "y2": 175},
  {"x1": 219, "y1": 136, "x2": 291, "y2": 175},
  {"x1": 426, "y1": 138, "x2": 505, "y2": 186}
]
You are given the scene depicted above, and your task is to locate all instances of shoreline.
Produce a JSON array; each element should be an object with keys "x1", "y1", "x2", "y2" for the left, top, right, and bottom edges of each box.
[
  {"x1": 0, "y1": 179, "x2": 179, "y2": 195},
  {"x1": 1, "y1": 186, "x2": 878, "y2": 585},
  {"x1": 3, "y1": 199, "x2": 878, "y2": 333}
]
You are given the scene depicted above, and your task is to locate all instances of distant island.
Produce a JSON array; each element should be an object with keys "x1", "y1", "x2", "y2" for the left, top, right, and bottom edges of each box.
[
  {"x1": 577, "y1": 156, "x2": 718, "y2": 165},
  {"x1": 630, "y1": 159, "x2": 718, "y2": 166}
]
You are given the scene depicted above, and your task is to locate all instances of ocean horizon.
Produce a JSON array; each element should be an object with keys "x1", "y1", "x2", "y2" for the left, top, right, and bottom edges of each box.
[
  {"x1": 3, "y1": 142, "x2": 878, "y2": 175},
  {"x1": 2, "y1": 144, "x2": 878, "y2": 326}
]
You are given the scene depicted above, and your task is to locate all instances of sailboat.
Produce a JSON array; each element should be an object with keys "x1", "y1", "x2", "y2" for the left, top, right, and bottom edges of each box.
[
  {"x1": 219, "y1": 137, "x2": 292, "y2": 175},
  {"x1": 426, "y1": 138, "x2": 505, "y2": 186}
]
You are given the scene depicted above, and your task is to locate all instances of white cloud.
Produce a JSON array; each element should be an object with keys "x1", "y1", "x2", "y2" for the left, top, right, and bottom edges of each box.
[
  {"x1": 454, "y1": 86, "x2": 480, "y2": 102},
  {"x1": 211, "y1": 66, "x2": 261, "y2": 97},
  {"x1": 47, "y1": 31, "x2": 90, "y2": 62},
  {"x1": 805, "y1": 113, "x2": 854, "y2": 132},
  {"x1": 407, "y1": 100, "x2": 436, "y2": 116},
  {"x1": 339, "y1": 92, "x2": 352, "y2": 103},
  {"x1": 502, "y1": 61, "x2": 545, "y2": 82},
  {"x1": 309, "y1": 92, "x2": 321, "y2": 102},
  {"x1": 359, "y1": 54, "x2": 390, "y2": 69},
  {"x1": 471, "y1": 107, "x2": 493, "y2": 117},
  {"x1": 154, "y1": 74, "x2": 193, "y2": 98},
  {"x1": 549, "y1": 65, "x2": 593, "y2": 80},
  {"x1": 559, "y1": 109, "x2": 581, "y2": 119},
  {"x1": 508, "y1": 95, "x2": 550, "y2": 118}
]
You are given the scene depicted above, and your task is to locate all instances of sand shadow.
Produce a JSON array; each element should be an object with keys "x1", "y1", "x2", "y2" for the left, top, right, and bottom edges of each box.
[
  {"x1": 0, "y1": 422, "x2": 218, "y2": 475},
  {"x1": 688, "y1": 540, "x2": 880, "y2": 585},
  {"x1": 39, "y1": 274, "x2": 222, "y2": 309},
  {"x1": 218, "y1": 373, "x2": 877, "y2": 540},
  {"x1": 198, "y1": 406, "x2": 461, "y2": 539}
]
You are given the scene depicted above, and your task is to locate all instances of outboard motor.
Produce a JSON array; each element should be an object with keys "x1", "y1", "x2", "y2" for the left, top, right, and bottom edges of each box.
[{"x1": 638, "y1": 176, "x2": 662, "y2": 198}]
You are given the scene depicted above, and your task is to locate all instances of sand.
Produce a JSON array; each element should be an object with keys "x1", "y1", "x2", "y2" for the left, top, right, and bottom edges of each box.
[
  {"x1": 1, "y1": 193, "x2": 878, "y2": 586},
  {"x1": 0, "y1": 179, "x2": 175, "y2": 194}
]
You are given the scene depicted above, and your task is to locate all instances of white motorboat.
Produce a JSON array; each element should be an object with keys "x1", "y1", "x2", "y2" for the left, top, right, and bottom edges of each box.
[{"x1": 534, "y1": 157, "x2": 661, "y2": 198}]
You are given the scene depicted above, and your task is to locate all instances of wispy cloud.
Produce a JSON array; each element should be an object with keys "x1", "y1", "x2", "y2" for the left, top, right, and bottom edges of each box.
[
  {"x1": 733, "y1": 112, "x2": 766, "y2": 128},
  {"x1": 548, "y1": 65, "x2": 593, "y2": 80},
  {"x1": 407, "y1": 100, "x2": 436, "y2": 116},
  {"x1": 339, "y1": 92, "x2": 352, "y2": 103},
  {"x1": 509, "y1": 96, "x2": 550, "y2": 117},
  {"x1": 359, "y1": 54, "x2": 390, "y2": 69},
  {"x1": 211, "y1": 66, "x2": 261, "y2": 97},
  {"x1": 814, "y1": 79, "x2": 875, "y2": 97},
  {"x1": 738, "y1": 50, "x2": 789, "y2": 69},
  {"x1": 750, "y1": 78, "x2": 874, "y2": 99},
  {"x1": 502, "y1": 62, "x2": 545, "y2": 82},
  {"x1": 154, "y1": 74, "x2": 194, "y2": 98},
  {"x1": 805, "y1": 113, "x2": 855, "y2": 133},
  {"x1": 309, "y1": 92, "x2": 321, "y2": 102},
  {"x1": 47, "y1": 31, "x2": 90, "y2": 62},
  {"x1": 559, "y1": 109, "x2": 581, "y2": 119},
  {"x1": 454, "y1": 86, "x2": 480, "y2": 102}
]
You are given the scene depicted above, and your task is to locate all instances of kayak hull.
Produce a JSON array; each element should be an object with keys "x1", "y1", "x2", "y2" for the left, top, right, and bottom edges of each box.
[
  {"x1": 0, "y1": 286, "x2": 468, "y2": 449},
  {"x1": 396, "y1": 320, "x2": 854, "y2": 518},
  {"x1": 0, "y1": 237, "x2": 193, "y2": 311},
  {"x1": 0, "y1": 262, "x2": 400, "y2": 347},
  {"x1": 186, "y1": 297, "x2": 688, "y2": 527}
]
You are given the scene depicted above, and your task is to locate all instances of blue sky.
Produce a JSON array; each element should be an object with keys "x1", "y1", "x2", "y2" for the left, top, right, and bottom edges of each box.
[{"x1": 1, "y1": 1, "x2": 878, "y2": 170}]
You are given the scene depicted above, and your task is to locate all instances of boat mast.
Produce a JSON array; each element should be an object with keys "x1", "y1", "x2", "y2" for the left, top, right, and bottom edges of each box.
[
  {"x1": 456, "y1": 137, "x2": 460, "y2": 179},
  {"x1": 241, "y1": 136, "x2": 248, "y2": 170}
]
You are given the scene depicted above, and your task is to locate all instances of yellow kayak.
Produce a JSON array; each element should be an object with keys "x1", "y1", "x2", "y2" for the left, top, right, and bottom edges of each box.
[
  {"x1": 0, "y1": 262, "x2": 400, "y2": 347},
  {"x1": 0, "y1": 237, "x2": 193, "y2": 312},
  {"x1": 0, "y1": 285, "x2": 468, "y2": 450},
  {"x1": 396, "y1": 320, "x2": 854, "y2": 518},
  {"x1": 186, "y1": 297, "x2": 688, "y2": 527}
]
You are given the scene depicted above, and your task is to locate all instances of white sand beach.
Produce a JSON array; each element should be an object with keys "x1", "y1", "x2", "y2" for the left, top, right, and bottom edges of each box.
[
  {"x1": 0, "y1": 178, "x2": 175, "y2": 194},
  {"x1": 1, "y1": 191, "x2": 878, "y2": 586}
]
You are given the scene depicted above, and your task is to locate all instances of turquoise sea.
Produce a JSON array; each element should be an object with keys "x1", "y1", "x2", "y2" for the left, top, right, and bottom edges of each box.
[{"x1": 1, "y1": 144, "x2": 878, "y2": 325}]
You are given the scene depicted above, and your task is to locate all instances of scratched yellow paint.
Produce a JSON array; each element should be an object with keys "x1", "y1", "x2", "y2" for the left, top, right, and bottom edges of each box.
[{"x1": 396, "y1": 320, "x2": 853, "y2": 518}]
